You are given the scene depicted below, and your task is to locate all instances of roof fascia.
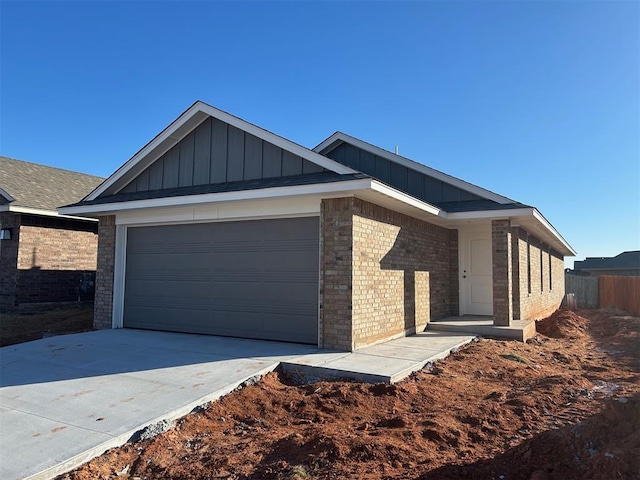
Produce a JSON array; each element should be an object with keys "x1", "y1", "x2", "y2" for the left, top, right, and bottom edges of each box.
[
  {"x1": 314, "y1": 132, "x2": 515, "y2": 204},
  {"x1": 0, "y1": 204, "x2": 98, "y2": 222},
  {"x1": 450, "y1": 207, "x2": 576, "y2": 256},
  {"x1": 86, "y1": 102, "x2": 356, "y2": 201},
  {"x1": 61, "y1": 178, "x2": 376, "y2": 216}
]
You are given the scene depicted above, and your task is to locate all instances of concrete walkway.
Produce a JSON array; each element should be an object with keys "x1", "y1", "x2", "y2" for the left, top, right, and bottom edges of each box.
[{"x1": 0, "y1": 329, "x2": 475, "y2": 480}]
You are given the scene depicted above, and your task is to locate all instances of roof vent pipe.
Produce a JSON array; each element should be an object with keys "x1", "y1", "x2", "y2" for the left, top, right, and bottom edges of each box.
[{"x1": 394, "y1": 145, "x2": 399, "y2": 155}]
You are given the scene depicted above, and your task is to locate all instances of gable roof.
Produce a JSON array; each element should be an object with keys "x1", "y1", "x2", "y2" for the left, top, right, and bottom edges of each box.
[
  {"x1": 314, "y1": 131, "x2": 515, "y2": 205},
  {"x1": 86, "y1": 101, "x2": 357, "y2": 201},
  {"x1": 0, "y1": 156, "x2": 104, "y2": 217},
  {"x1": 574, "y1": 251, "x2": 640, "y2": 272}
]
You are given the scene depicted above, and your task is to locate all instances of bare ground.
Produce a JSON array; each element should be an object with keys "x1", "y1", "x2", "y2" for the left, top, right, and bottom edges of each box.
[
  {"x1": 60, "y1": 309, "x2": 639, "y2": 480},
  {"x1": 0, "y1": 304, "x2": 94, "y2": 347}
]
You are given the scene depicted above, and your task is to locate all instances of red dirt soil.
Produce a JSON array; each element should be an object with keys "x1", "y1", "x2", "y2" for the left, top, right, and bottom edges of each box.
[{"x1": 59, "y1": 309, "x2": 640, "y2": 480}]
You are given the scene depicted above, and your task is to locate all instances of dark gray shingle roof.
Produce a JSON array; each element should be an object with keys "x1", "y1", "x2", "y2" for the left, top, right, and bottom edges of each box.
[
  {"x1": 574, "y1": 251, "x2": 640, "y2": 271},
  {"x1": 435, "y1": 199, "x2": 531, "y2": 213},
  {"x1": 0, "y1": 156, "x2": 104, "y2": 212}
]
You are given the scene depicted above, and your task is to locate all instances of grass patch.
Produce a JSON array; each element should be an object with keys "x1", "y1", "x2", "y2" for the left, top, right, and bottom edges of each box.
[{"x1": 500, "y1": 353, "x2": 528, "y2": 364}]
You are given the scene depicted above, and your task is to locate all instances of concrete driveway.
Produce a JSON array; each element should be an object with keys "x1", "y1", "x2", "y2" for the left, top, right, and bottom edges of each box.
[
  {"x1": 0, "y1": 328, "x2": 476, "y2": 480},
  {"x1": 0, "y1": 330, "x2": 318, "y2": 480}
]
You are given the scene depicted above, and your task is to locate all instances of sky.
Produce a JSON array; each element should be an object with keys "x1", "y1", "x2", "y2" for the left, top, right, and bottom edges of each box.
[{"x1": 1, "y1": 0, "x2": 638, "y2": 267}]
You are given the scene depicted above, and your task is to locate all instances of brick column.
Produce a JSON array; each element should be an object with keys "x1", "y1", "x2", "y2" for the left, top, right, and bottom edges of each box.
[
  {"x1": 94, "y1": 215, "x2": 116, "y2": 329},
  {"x1": 492, "y1": 219, "x2": 512, "y2": 326},
  {"x1": 319, "y1": 198, "x2": 354, "y2": 350},
  {"x1": 510, "y1": 226, "x2": 521, "y2": 320}
]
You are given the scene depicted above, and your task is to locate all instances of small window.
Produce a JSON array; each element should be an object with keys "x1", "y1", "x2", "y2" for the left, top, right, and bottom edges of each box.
[{"x1": 540, "y1": 248, "x2": 544, "y2": 292}]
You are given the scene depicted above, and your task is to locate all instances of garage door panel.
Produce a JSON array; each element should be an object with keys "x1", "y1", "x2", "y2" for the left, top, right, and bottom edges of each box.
[{"x1": 124, "y1": 217, "x2": 319, "y2": 344}]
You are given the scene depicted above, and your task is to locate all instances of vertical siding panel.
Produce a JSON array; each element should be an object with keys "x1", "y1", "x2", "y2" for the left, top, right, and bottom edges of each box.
[
  {"x1": 359, "y1": 150, "x2": 376, "y2": 175},
  {"x1": 163, "y1": 145, "x2": 180, "y2": 188},
  {"x1": 282, "y1": 151, "x2": 303, "y2": 176},
  {"x1": 121, "y1": 181, "x2": 137, "y2": 194},
  {"x1": 210, "y1": 119, "x2": 228, "y2": 183},
  {"x1": 227, "y1": 125, "x2": 245, "y2": 182},
  {"x1": 407, "y1": 169, "x2": 424, "y2": 199},
  {"x1": 148, "y1": 158, "x2": 164, "y2": 190},
  {"x1": 136, "y1": 168, "x2": 150, "y2": 192},
  {"x1": 244, "y1": 133, "x2": 263, "y2": 180},
  {"x1": 302, "y1": 159, "x2": 323, "y2": 174},
  {"x1": 178, "y1": 131, "x2": 195, "y2": 187},
  {"x1": 442, "y1": 183, "x2": 461, "y2": 202},
  {"x1": 375, "y1": 156, "x2": 391, "y2": 184},
  {"x1": 424, "y1": 176, "x2": 442, "y2": 203},
  {"x1": 390, "y1": 163, "x2": 408, "y2": 191},
  {"x1": 262, "y1": 142, "x2": 282, "y2": 178},
  {"x1": 343, "y1": 144, "x2": 361, "y2": 170},
  {"x1": 193, "y1": 118, "x2": 211, "y2": 185}
]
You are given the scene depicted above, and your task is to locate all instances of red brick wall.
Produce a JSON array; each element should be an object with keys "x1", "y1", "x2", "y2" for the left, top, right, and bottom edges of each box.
[
  {"x1": 94, "y1": 216, "x2": 116, "y2": 329},
  {"x1": 320, "y1": 198, "x2": 457, "y2": 351},
  {"x1": 15, "y1": 223, "x2": 98, "y2": 304},
  {"x1": 0, "y1": 212, "x2": 20, "y2": 307}
]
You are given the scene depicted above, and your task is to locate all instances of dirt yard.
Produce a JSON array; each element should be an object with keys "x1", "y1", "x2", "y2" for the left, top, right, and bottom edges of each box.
[
  {"x1": 60, "y1": 309, "x2": 639, "y2": 480},
  {"x1": 0, "y1": 304, "x2": 94, "y2": 347}
]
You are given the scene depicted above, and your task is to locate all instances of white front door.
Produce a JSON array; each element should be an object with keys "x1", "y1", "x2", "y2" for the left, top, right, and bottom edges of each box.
[{"x1": 459, "y1": 226, "x2": 493, "y2": 316}]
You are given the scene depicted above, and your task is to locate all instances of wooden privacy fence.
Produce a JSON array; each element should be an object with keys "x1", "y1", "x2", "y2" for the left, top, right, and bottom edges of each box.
[
  {"x1": 565, "y1": 273, "x2": 640, "y2": 315},
  {"x1": 565, "y1": 274, "x2": 599, "y2": 309},
  {"x1": 599, "y1": 275, "x2": 640, "y2": 316}
]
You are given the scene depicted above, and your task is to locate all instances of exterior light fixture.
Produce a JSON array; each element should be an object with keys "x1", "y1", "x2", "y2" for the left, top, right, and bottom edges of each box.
[{"x1": 0, "y1": 228, "x2": 11, "y2": 240}]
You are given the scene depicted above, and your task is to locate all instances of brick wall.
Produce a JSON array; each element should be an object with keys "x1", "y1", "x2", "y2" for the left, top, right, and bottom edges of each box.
[
  {"x1": 320, "y1": 198, "x2": 456, "y2": 351},
  {"x1": 512, "y1": 227, "x2": 564, "y2": 320},
  {"x1": 0, "y1": 212, "x2": 20, "y2": 307},
  {"x1": 14, "y1": 221, "x2": 98, "y2": 304},
  {"x1": 94, "y1": 215, "x2": 116, "y2": 329}
]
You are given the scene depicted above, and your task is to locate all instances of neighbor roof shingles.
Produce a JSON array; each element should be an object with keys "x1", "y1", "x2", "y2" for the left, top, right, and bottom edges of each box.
[{"x1": 0, "y1": 156, "x2": 104, "y2": 212}]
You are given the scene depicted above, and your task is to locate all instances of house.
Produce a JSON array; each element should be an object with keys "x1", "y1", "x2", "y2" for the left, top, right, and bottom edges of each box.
[
  {"x1": 0, "y1": 157, "x2": 104, "y2": 308},
  {"x1": 573, "y1": 251, "x2": 640, "y2": 277},
  {"x1": 60, "y1": 101, "x2": 576, "y2": 351}
]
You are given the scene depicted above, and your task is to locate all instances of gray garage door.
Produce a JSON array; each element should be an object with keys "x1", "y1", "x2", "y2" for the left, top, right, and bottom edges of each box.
[{"x1": 123, "y1": 217, "x2": 319, "y2": 344}]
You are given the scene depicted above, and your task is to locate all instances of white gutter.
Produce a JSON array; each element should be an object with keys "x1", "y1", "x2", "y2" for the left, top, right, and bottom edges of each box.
[{"x1": 0, "y1": 204, "x2": 99, "y2": 222}]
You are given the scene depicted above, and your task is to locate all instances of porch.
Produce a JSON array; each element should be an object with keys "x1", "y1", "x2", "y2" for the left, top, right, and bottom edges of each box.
[{"x1": 427, "y1": 316, "x2": 537, "y2": 342}]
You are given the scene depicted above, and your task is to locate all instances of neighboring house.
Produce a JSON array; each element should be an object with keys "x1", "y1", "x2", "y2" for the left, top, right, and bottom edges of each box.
[
  {"x1": 61, "y1": 101, "x2": 576, "y2": 351},
  {"x1": 573, "y1": 251, "x2": 640, "y2": 277},
  {"x1": 0, "y1": 157, "x2": 104, "y2": 308}
]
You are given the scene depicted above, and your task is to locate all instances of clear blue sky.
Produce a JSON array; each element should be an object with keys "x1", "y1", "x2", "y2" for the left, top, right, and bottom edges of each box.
[{"x1": 1, "y1": 1, "x2": 638, "y2": 266}]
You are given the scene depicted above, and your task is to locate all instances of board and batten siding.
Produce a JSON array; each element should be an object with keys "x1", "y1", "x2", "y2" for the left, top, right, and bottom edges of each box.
[
  {"x1": 325, "y1": 142, "x2": 482, "y2": 205},
  {"x1": 121, "y1": 117, "x2": 326, "y2": 194}
]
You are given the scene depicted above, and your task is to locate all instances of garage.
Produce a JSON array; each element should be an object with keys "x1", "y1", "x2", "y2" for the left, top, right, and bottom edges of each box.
[{"x1": 123, "y1": 217, "x2": 319, "y2": 344}]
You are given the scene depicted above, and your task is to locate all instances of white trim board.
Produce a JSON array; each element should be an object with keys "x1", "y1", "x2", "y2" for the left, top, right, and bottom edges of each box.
[
  {"x1": 0, "y1": 204, "x2": 98, "y2": 222},
  {"x1": 86, "y1": 101, "x2": 357, "y2": 201},
  {"x1": 313, "y1": 131, "x2": 514, "y2": 205}
]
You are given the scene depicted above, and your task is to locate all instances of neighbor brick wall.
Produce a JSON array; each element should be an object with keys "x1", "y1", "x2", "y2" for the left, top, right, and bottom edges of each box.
[
  {"x1": 320, "y1": 197, "x2": 456, "y2": 351},
  {"x1": 513, "y1": 227, "x2": 564, "y2": 321},
  {"x1": 94, "y1": 215, "x2": 116, "y2": 329},
  {"x1": 14, "y1": 223, "x2": 98, "y2": 304},
  {"x1": 0, "y1": 212, "x2": 20, "y2": 308}
]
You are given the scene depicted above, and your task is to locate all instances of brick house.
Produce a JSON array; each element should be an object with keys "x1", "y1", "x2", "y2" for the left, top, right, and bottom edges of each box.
[
  {"x1": 0, "y1": 157, "x2": 104, "y2": 308},
  {"x1": 61, "y1": 101, "x2": 576, "y2": 351}
]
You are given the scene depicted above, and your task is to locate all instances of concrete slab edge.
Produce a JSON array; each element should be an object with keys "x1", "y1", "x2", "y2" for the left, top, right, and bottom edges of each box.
[
  {"x1": 388, "y1": 335, "x2": 478, "y2": 384},
  {"x1": 24, "y1": 362, "x2": 281, "y2": 480}
]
